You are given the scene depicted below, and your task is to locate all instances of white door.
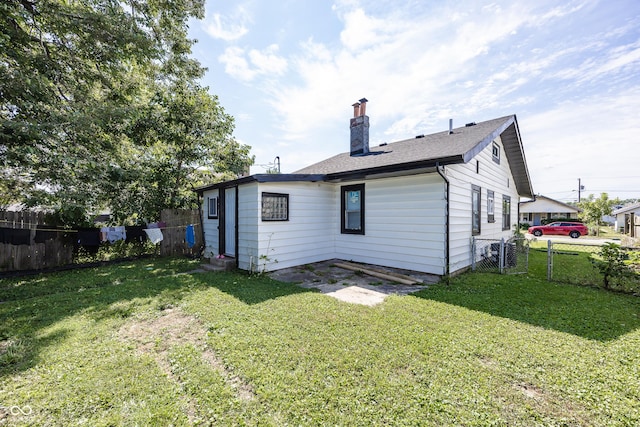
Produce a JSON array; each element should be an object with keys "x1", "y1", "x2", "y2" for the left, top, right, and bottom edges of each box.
[{"x1": 224, "y1": 187, "x2": 236, "y2": 256}]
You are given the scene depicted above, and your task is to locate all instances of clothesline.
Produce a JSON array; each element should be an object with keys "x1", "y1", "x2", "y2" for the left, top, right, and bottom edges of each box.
[
  {"x1": 1, "y1": 222, "x2": 200, "y2": 247},
  {"x1": 0, "y1": 220, "x2": 200, "y2": 233}
]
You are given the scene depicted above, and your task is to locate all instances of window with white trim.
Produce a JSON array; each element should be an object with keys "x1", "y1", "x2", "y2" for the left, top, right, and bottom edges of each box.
[
  {"x1": 208, "y1": 196, "x2": 218, "y2": 219},
  {"x1": 502, "y1": 195, "x2": 511, "y2": 230},
  {"x1": 472, "y1": 185, "x2": 481, "y2": 235},
  {"x1": 262, "y1": 192, "x2": 289, "y2": 221},
  {"x1": 492, "y1": 142, "x2": 500, "y2": 164},
  {"x1": 487, "y1": 190, "x2": 495, "y2": 223}
]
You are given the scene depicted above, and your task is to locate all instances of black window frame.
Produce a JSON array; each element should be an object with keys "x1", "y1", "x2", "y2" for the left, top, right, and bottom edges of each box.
[
  {"x1": 472, "y1": 185, "x2": 481, "y2": 235},
  {"x1": 487, "y1": 190, "x2": 495, "y2": 223},
  {"x1": 341, "y1": 184, "x2": 365, "y2": 235},
  {"x1": 261, "y1": 192, "x2": 289, "y2": 222},
  {"x1": 502, "y1": 195, "x2": 511, "y2": 231},
  {"x1": 208, "y1": 196, "x2": 219, "y2": 219}
]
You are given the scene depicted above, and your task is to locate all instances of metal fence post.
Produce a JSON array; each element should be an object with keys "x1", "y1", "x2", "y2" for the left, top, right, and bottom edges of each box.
[
  {"x1": 547, "y1": 239, "x2": 552, "y2": 281},
  {"x1": 499, "y1": 238, "x2": 505, "y2": 274},
  {"x1": 471, "y1": 237, "x2": 476, "y2": 271}
]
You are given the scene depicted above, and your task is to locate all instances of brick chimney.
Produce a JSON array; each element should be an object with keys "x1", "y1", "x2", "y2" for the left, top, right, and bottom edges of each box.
[{"x1": 350, "y1": 98, "x2": 369, "y2": 156}]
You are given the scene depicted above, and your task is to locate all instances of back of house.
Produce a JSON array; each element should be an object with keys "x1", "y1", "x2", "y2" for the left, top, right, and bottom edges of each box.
[{"x1": 196, "y1": 100, "x2": 533, "y2": 276}]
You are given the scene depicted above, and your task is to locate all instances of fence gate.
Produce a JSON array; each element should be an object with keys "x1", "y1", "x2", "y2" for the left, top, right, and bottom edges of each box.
[{"x1": 472, "y1": 237, "x2": 529, "y2": 274}]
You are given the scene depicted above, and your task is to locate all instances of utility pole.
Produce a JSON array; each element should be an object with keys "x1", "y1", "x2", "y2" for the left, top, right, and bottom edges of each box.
[
  {"x1": 578, "y1": 178, "x2": 585, "y2": 202},
  {"x1": 578, "y1": 178, "x2": 581, "y2": 202}
]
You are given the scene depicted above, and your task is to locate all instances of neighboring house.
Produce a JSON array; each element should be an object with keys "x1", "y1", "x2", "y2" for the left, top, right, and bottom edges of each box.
[
  {"x1": 196, "y1": 100, "x2": 534, "y2": 276},
  {"x1": 612, "y1": 202, "x2": 640, "y2": 236},
  {"x1": 519, "y1": 195, "x2": 580, "y2": 226}
]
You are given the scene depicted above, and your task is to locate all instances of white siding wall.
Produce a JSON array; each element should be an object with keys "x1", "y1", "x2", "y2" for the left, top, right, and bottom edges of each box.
[
  {"x1": 255, "y1": 182, "x2": 336, "y2": 272},
  {"x1": 201, "y1": 189, "x2": 219, "y2": 258},
  {"x1": 446, "y1": 135, "x2": 521, "y2": 274},
  {"x1": 334, "y1": 174, "x2": 446, "y2": 275}
]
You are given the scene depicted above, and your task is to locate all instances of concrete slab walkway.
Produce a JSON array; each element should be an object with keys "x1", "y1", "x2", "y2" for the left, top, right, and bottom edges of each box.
[{"x1": 268, "y1": 259, "x2": 440, "y2": 306}]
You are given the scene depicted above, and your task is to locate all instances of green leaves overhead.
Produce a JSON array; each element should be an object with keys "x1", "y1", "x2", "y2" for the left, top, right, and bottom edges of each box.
[{"x1": 1, "y1": 0, "x2": 253, "y2": 224}]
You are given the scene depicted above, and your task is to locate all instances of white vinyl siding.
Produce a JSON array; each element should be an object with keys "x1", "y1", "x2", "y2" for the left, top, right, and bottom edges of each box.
[
  {"x1": 254, "y1": 182, "x2": 336, "y2": 272},
  {"x1": 446, "y1": 135, "x2": 520, "y2": 274},
  {"x1": 334, "y1": 174, "x2": 446, "y2": 275}
]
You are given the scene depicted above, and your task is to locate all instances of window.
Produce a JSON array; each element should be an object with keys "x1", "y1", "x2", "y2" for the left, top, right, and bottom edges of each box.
[
  {"x1": 262, "y1": 192, "x2": 289, "y2": 221},
  {"x1": 341, "y1": 184, "x2": 365, "y2": 234},
  {"x1": 502, "y1": 195, "x2": 511, "y2": 230},
  {"x1": 487, "y1": 190, "x2": 495, "y2": 223},
  {"x1": 208, "y1": 196, "x2": 218, "y2": 219},
  {"x1": 492, "y1": 142, "x2": 500, "y2": 164},
  {"x1": 472, "y1": 185, "x2": 481, "y2": 235}
]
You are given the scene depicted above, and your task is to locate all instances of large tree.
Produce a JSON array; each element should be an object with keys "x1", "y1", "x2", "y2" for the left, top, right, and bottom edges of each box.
[{"x1": 1, "y1": 0, "x2": 252, "y2": 224}]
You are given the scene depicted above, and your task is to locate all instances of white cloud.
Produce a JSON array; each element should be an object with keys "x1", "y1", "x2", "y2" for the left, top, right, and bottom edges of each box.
[
  {"x1": 248, "y1": 45, "x2": 288, "y2": 75},
  {"x1": 203, "y1": 6, "x2": 251, "y2": 41},
  {"x1": 219, "y1": 45, "x2": 288, "y2": 82},
  {"x1": 524, "y1": 87, "x2": 640, "y2": 199},
  {"x1": 219, "y1": 47, "x2": 256, "y2": 82},
  {"x1": 266, "y1": 1, "x2": 544, "y2": 144}
]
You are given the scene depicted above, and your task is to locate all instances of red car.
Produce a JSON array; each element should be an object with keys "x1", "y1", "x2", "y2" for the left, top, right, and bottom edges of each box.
[{"x1": 528, "y1": 222, "x2": 589, "y2": 238}]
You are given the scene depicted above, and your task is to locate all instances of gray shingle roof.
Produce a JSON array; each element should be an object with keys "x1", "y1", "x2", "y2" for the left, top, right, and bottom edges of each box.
[
  {"x1": 295, "y1": 115, "x2": 533, "y2": 197},
  {"x1": 195, "y1": 114, "x2": 534, "y2": 198}
]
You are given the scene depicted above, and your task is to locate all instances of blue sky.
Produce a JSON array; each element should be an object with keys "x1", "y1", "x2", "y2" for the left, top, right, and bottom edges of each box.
[{"x1": 188, "y1": 0, "x2": 640, "y2": 202}]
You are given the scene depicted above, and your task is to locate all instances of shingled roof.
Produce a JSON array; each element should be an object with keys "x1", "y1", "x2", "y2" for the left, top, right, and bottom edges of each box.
[
  {"x1": 295, "y1": 115, "x2": 533, "y2": 198},
  {"x1": 196, "y1": 114, "x2": 534, "y2": 198}
]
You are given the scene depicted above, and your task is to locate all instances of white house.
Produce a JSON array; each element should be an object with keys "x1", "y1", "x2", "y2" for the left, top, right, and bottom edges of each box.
[
  {"x1": 612, "y1": 202, "x2": 640, "y2": 236},
  {"x1": 196, "y1": 100, "x2": 533, "y2": 276},
  {"x1": 519, "y1": 195, "x2": 580, "y2": 226}
]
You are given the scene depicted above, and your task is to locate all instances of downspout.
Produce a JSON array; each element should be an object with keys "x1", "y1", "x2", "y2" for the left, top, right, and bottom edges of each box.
[{"x1": 436, "y1": 162, "x2": 450, "y2": 279}]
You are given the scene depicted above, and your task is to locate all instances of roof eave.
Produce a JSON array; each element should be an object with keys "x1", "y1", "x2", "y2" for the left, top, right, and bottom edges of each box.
[
  {"x1": 194, "y1": 174, "x2": 326, "y2": 194},
  {"x1": 325, "y1": 155, "x2": 464, "y2": 181}
]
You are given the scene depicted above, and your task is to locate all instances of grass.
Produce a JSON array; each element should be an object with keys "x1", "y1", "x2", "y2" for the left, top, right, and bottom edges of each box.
[{"x1": 1, "y1": 257, "x2": 640, "y2": 425}]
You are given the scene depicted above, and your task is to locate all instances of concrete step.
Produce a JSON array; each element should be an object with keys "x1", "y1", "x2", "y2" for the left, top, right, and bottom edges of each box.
[
  {"x1": 200, "y1": 263, "x2": 229, "y2": 272},
  {"x1": 203, "y1": 257, "x2": 236, "y2": 271}
]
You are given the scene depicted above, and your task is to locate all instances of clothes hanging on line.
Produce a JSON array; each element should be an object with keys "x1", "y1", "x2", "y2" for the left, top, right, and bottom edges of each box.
[
  {"x1": 125, "y1": 226, "x2": 147, "y2": 243},
  {"x1": 100, "y1": 226, "x2": 126, "y2": 243},
  {"x1": 0, "y1": 227, "x2": 31, "y2": 245},
  {"x1": 144, "y1": 228, "x2": 164, "y2": 244},
  {"x1": 185, "y1": 224, "x2": 195, "y2": 248},
  {"x1": 34, "y1": 226, "x2": 59, "y2": 243}
]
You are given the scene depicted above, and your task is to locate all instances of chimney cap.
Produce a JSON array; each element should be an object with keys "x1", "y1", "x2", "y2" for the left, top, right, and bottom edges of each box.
[{"x1": 358, "y1": 98, "x2": 368, "y2": 103}]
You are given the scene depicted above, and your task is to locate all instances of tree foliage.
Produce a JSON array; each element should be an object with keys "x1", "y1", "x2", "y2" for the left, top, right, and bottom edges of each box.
[
  {"x1": 578, "y1": 193, "x2": 620, "y2": 236},
  {"x1": 591, "y1": 243, "x2": 631, "y2": 290},
  {"x1": 1, "y1": 0, "x2": 253, "y2": 224}
]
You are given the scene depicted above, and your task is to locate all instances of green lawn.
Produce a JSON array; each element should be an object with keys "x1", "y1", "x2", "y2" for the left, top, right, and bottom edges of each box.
[{"x1": 1, "y1": 258, "x2": 639, "y2": 425}]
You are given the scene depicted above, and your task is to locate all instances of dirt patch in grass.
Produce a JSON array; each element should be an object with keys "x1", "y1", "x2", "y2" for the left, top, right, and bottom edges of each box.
[
  {"x1": 118, "y1": 307, "x2": 255, "y2": 403},
  {"x1": 497, "y1": 381, "x2": 592, "y2": 426}
]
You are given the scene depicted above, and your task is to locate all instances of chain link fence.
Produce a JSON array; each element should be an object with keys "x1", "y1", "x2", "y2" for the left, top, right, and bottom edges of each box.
[
  {"x1": 539, "y1": 240, "x2": 640, "y2": 293},
  {"x1": 472, "y1": 237, "x2": 640, "y2": 293},
  {"x1": 471, "y1": 236, "x2": 529, "y2": 274}
]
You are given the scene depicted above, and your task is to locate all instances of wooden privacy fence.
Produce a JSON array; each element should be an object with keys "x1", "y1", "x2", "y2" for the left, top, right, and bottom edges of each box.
[
  {"x1": 0, "y1": 209, "x2": 202, "y2": 273},
  {"x1": 0, "y1": 210, "x2": 74, "y2": 272},
  {"x1": 159, "y1": 209, "x2": 203, "y2": 257}
]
